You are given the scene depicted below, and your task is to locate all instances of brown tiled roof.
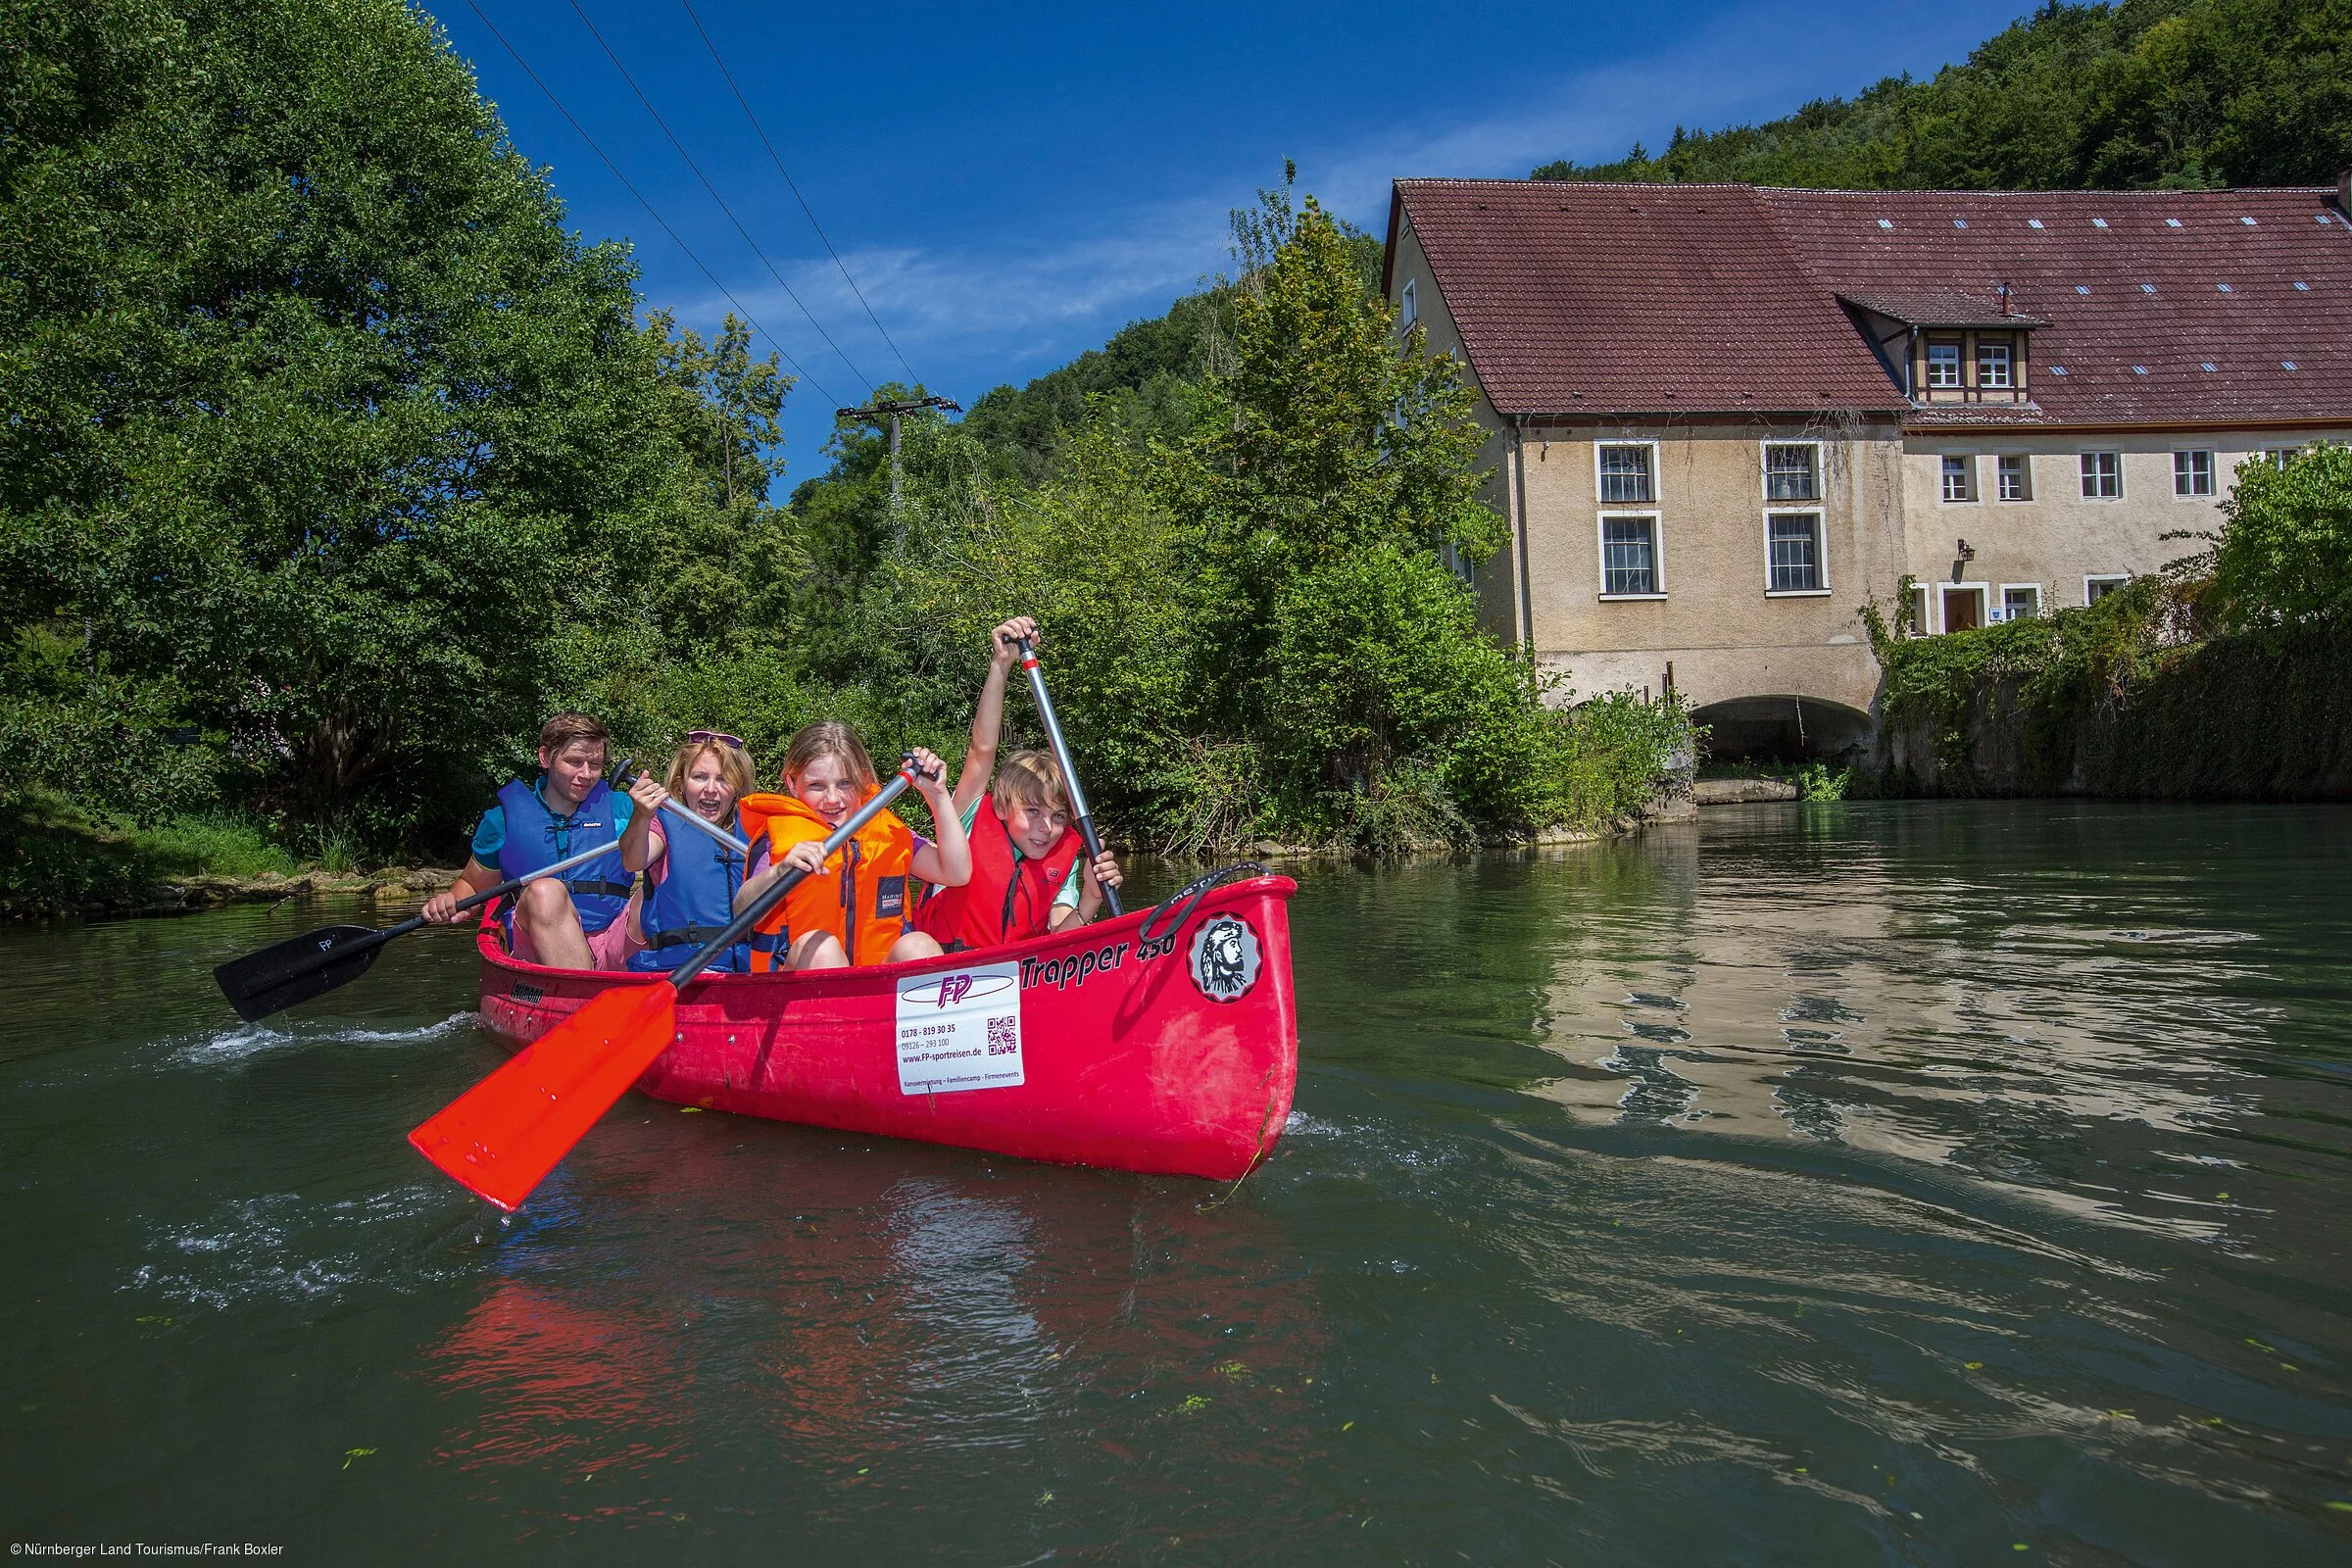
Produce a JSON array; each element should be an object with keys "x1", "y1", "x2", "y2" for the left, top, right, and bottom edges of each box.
[
  {"x1": 1388, "y1": 179, "x2": 1905, "y2": 416},
  {"x1": 1763, "y1": 186, "x2": 2351, "y2": 425},
  {"x1": 1390, "y1": 178, "x2": 2352, "y2": 425}
]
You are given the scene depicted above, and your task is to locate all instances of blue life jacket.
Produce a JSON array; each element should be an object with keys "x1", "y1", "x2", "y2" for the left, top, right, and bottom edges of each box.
[
  {"x1": 627, "y1": 809, "x2": 750, "y2": 975},
  {"x1": 493, "y1": 776, "x2": 633, "y2": 936}
]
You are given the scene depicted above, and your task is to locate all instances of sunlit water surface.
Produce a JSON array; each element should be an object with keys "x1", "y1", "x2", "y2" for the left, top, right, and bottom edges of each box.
[{"x1": 4, "y1": 801, "x2": 2349, "y2": 1563}]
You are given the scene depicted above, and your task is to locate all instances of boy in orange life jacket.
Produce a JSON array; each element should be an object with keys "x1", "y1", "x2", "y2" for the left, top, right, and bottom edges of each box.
[
  {"x1": 916, "y1": 615, "x2": 1124, "y2": 954},
  {"x1": 732, "y1": 722, "x2": 969, "y2": 971}
]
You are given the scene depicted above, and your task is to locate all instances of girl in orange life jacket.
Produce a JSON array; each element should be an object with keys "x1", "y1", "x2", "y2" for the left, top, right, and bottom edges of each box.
[
  {"x1": 917, "y1": 615, "x2": 1124, "y2": 953},
  {"x1": 615, "y1": 732, "x2": 756, "y2": 974},
  {"x1": 732, "y1": 722, "x2": 970, "y2": 971}
]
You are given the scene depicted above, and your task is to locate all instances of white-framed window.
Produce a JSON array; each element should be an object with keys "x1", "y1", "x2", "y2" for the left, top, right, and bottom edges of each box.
[
  {"x1": 1597, "y1": 513, "x2": 1664, "y2": 597},
  {"x1": 1399, "y1": 278, "x2": 1417, "y2": 330},
  {"x1": 1999, "y1": 584, "x2": 2041, "y2": 622},
  {"x1": 2261, "y1": 446, "x2": 2304, "y2": 468},
  {"x1": 1925, "y1": 339, "x2": 1962, "y2": 388},
  {"x1": 1941, "y1": 454, "x2": 1976, "y2": 503},
  {"x1": 1762, "y1": 441, "x2": 1820, "y2": 501},
  {"x1": 2080, "y1": 452, "x2": 2123, "y2": 499},
  {"x1": 2085, "y1": 573, "x2": 2129, "y2": 605},
  {"x1": 1978, "y1": 339, "x2": 2014, "y2": 388},
  {"x1": 2174, "y1": 450, "x2": 2215, "y2": 497},
  {"x1": 1764, "y1": 512, "x2": 1828, "y2": 594},
  {"x1": 1908, "y1": 581, "x2": 1931, "y2": 634},
  {"x1": 1596, "y1": 442, "x2": 1656, "y2": 504},
  {"x1": 1937, "y1": 582, "x2": 1989, "y2": 633},
  {"x1": 1996, "y1": 453, "x2": 2033, "y2": 501}
]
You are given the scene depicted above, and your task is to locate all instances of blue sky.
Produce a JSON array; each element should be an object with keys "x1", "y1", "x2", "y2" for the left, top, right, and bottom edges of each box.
[{"x1": 431, "y1": 0, "x2": 2031, "y2": 475}]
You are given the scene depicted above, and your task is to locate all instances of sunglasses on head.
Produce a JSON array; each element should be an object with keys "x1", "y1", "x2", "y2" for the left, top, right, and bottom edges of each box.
[{"x1": 686, "y1": 729, "x2": 745, "y2": 750}]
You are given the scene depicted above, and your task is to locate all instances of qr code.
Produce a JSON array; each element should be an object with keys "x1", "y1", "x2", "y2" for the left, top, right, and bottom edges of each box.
[{"x1": 987, "y1": 1015, "x2": 1016, "y2": 1052}]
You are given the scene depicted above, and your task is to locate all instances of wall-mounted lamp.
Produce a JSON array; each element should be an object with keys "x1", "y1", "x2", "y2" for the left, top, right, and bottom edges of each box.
[{"x1": 1956, "y1": 538, "x2": 1977, "y2": 562}]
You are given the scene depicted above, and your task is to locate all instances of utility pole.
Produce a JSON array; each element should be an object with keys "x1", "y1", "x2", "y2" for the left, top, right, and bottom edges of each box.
[{"x1": 837, "y1": 395, "x2": 961, "y2": 513}]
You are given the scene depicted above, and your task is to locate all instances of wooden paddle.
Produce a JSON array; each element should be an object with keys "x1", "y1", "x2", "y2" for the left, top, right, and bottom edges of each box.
[
  {"x1": 408, "y1": 755, "x2": 926, "y2": 1211},
  {"x1": 1013, "y1": 636, "x2": 1121, "y2": 916},
  {"x1": 213, "y1": 759, "x2": 634, "y2": 1022}
]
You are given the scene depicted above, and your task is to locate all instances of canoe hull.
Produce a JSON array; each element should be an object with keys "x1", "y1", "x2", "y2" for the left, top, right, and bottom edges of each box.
[{"x1": 475, "y1": 874, "x2": 1299, "y2": 1181}]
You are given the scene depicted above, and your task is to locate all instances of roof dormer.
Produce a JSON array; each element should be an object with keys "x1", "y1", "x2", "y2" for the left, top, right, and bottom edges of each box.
[{"x1": 1836, "y1": 291, "x2": 2045, "y2": 406}]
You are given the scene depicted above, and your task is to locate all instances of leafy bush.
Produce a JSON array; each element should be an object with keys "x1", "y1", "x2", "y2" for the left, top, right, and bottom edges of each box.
[{"x1": 2205, "y1": 443, "x2": 2352, "y2": 630}]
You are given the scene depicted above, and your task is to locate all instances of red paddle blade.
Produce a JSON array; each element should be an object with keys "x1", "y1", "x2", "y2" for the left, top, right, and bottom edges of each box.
[{"x1": 410, "y1": 984, "x2": 678, "y2": 1211}]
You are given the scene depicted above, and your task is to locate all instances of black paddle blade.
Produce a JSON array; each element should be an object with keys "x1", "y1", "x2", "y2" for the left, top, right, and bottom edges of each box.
[{"x1": 214, "y1": 925, "x2": 388, "y2": 1023}]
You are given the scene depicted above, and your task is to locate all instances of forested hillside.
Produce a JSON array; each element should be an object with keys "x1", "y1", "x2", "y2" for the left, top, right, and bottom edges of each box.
[
  {"x1": 1534, "y1": 0, "x2": 2351, "y2": 190},
  {"x1": 956, "y1": 227, "x2": 1383, "y2": 479}
]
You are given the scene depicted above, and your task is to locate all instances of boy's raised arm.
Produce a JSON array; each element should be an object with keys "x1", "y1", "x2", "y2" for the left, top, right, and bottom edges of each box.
[{"x1": 954, "y1": 615, "x2": 1038, "y2": 815}]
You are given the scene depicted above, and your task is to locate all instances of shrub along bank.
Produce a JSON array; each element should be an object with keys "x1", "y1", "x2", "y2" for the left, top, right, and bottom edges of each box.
[{"x1": 1866, "y1": 446, "x2": 2352, "y2": 799}]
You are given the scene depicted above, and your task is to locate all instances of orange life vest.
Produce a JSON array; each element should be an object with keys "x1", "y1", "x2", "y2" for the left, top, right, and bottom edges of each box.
[
  {"x1": 916, "y1": 792, "x2": 1081, "y2": 952},
  {"x1": 738, "y1": 792, "x2": 918, "y2": 971}
]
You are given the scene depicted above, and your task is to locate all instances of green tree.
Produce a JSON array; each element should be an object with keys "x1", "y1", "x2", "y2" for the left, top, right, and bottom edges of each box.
[
  {"x1": 1158, "y1": 194, "x2": 1520, "y2": 835},
  {"x1": 2205, "y1": 444, "x2": 2352, "y2": 629},
  {"x1": 0, "y1": 0, "x2": 749, "y2": 847}
]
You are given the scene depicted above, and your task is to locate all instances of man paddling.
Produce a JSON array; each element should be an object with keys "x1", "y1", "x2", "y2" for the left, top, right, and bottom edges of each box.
[{"x1": 421, "y1": 712, "x2": 641, "y2": 970}]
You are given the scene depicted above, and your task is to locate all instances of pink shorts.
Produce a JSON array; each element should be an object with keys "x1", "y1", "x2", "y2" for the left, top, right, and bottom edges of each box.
[{"x1": 509, "y1": 895, "x2": 646, "y2": 971}]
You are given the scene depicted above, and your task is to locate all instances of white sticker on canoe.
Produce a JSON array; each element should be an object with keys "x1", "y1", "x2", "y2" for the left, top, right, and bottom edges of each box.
[{"x1": 895, "y1": 962, "x2": 1023, "y2": 1095}]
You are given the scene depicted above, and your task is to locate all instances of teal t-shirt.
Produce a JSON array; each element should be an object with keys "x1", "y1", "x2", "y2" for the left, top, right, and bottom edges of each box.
[
  {"x1": 470, "y1": 778, "x2": 635, "y2": 864},
  {"x1": 960, "y1": 796, "x2": 1083, "y2": 911}
]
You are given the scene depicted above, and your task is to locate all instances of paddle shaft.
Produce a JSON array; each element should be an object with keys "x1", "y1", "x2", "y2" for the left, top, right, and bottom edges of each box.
[
  {"x1": 248, "y1": 831, "x2": 629, "y2": 993},
  {"x1": 1013, "y1": 637, "x2": 1121, "y2": 917},
  {"x1": 657, "y1": 797, "x2": 751, "y2": 855},
  {"x1": 666, "y1": 762, "x2": 919, "y2": 989}
]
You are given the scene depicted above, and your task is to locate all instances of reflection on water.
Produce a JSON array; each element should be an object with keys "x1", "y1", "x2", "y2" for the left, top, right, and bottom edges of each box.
[
  {"x1": 416, "y1": 1133, "x2": 1325, "y2": 1553},
  {"x1": 1515, "y1": 808, "x2": 2314, "y2": 1249},
  {"x1": 3, "y1": 802, "x2": 2350, "y2": 1563}
]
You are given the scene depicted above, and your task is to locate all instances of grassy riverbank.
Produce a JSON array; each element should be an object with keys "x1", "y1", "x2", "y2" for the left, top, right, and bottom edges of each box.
[{"x1": 0, "y1": 792, "x2": 462, "y2": 918}]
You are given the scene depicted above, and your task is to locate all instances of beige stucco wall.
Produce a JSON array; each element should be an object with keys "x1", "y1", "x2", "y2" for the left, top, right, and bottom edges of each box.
[
  {"x1": 1387, "y1": 220, "x2": 1520, "y2": 635},
  {"x1": 1901, "y1": 428, "x2": 2352, "y2": 626},
  {"x1": 1511, "y1": 422, "x2": 1901, "y2": 715}
]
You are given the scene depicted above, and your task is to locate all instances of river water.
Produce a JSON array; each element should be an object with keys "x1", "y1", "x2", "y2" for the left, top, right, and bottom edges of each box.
[{"x1": 4, "y1": 801, "x2": 2349, "y2": 1564}]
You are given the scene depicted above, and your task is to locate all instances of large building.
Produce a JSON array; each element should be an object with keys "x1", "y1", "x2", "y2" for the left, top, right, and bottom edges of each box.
[{"x1": 1383, "y1": 176, "x2": 2352, "y2": 756}]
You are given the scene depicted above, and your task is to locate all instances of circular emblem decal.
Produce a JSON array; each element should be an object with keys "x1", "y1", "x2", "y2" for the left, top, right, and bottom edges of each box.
[{"x1": 1188, "y1": 914, "x2": 1262, "y2": 1004}]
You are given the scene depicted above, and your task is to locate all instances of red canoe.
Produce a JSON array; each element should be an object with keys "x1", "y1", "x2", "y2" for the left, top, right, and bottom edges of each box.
[{"x1": 471, "y1": 872, "x2": 1300, "y2": 1182}]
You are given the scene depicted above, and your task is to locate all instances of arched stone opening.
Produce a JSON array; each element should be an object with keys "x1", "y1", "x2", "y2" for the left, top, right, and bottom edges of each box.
[{"x1": 1691, "y1": 695, "x2": 1873, "y2": 764}]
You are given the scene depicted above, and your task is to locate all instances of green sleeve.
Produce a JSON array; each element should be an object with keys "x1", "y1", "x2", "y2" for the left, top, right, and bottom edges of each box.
[
  {"x1": 957, "y1": 794, "x2": 982, "y2": 833},
  {"x1": 1053, "y1": 857, "x2": 1083, "y2": 910}
]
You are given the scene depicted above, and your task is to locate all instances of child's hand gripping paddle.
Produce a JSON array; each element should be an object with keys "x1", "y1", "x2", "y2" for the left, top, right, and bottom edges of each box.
[
  {"x1": 1013, "y1": 636, "x2": 1120, "y2": 916},
  {"x1": 407, "y1": 756, "x2": 927, "y2": 1211},
  {"x1": 212, "y1": 758, "x2": 635, "y2": 1022}
]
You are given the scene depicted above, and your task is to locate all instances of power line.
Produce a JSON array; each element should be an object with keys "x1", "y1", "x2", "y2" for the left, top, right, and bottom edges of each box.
[
  {"x1": 458, "y1": 0, "x2": 838, "y2": 408},
  {"x1": 562, "y1": 0, "x2": 873, "y2": 395},
  {"x1": 674, "y1": 0, "x2": 922, "y2": 388}
]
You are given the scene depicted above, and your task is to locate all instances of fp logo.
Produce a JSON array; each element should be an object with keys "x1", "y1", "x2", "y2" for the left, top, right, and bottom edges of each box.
[{"x1": 937, "y1": 974, "x2": 974, "y2": 1008}]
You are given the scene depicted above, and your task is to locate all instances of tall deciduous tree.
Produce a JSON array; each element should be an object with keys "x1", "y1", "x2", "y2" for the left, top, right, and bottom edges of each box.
[{"x1": 0, "y1": 0, "x2": 769, "y2": 843}]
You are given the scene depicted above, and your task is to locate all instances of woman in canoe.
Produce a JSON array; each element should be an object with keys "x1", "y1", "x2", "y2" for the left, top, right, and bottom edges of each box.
[
  {"x1": 735, "y1": 722, "x2": 969, "y2": 971},
  {"x1": 617, "y1": 730, "x2": 755, "y2": 975}
]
